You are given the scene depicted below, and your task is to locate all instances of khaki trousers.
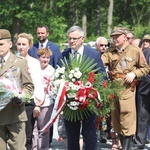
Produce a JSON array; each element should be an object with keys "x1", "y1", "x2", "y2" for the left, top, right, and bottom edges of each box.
[
  {"x1": 0, "y1": 121, "x2": 26, "y2": 150},
  {"x1": 111, "y1": 88, "x2": 136, "y2": 136}
]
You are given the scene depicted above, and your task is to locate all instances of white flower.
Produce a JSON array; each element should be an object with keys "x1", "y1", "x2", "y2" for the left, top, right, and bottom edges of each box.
[
  {"x1": 59, "y1": 67, "x2": 65, "y2": 74},
  {"x1": 70, "y1": 70, "x2": 75, "y2": 74},
  {"x1": 67, "y1": 93, "x2": 76, "y2": 98},
  {"x1": 72, "y1": 78, "x2": 76, "y2": 82},
  {"x1": 55, "y1": 72, "x2": 60, "y2": 78},
  {"x1": 67, "y1": 101, "x2": 79, "y2": 110},
  {"x1": 71, "y1": 84, "x2": 78, "y2": 90},
  {"x1": 69, "y1": 73, "x2": 73, "y2": 79},
  {"x1": 54, "y1": 80, "x2": 61, "y2": 86},
  {"x1": 68, "y1": 82, "x2": 73, "y2": 87},
  {"x1": 61, "y1": 75, "x2": 65, "y2": 79},
  {"x1": 74, "y1": 71, "x2": 82, "y2": 79}
]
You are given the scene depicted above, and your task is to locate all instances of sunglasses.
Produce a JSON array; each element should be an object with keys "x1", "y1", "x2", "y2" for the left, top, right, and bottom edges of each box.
[
  {"x1": 99, "y1": 44, "x2": 108, "y2": 47},
  {"x1": 127, "y1": 37, "x2": 133, "y2": 40}
]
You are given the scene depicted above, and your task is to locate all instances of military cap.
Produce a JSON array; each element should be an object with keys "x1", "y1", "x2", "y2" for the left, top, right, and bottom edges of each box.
[
  {"x1": 110, "y1": 27, "x2": 128, "y2": 36},
  {"x1": 0, "y1": 29, "x2": 11, "y2": 40},
  {"x1": 143, "y1": 34, "x2": 150, "y2": 40}
]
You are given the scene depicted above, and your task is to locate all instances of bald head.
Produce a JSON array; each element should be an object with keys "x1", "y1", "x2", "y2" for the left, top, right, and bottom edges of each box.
[
  {"x1": 131, "y1": 39, "x2": 141, "y2": 47},
  {"x1": 95, "y1": 37, "x2": 108, "y2": 54}
]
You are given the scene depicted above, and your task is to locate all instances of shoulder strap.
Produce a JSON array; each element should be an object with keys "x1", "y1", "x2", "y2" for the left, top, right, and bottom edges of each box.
[{"x1": 111, "y1": 52, "x2": 126, "y2": 70}]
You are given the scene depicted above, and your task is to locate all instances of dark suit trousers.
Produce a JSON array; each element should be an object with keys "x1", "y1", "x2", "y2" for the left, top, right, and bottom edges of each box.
[
  {"x1": 25, "y1": 99, "x2": 36, "y2": 150},
  {"x1": 134, "y1": 87, "x2": 150, "y2": 148},
  {"x1": 64, "y1": 113, "x2": 97, "y2": 150}
]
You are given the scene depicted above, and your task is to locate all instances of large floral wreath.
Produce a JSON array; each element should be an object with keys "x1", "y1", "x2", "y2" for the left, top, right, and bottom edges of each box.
[{"x1": 50, "y1": 54, "x2": 123, "y2": 122}]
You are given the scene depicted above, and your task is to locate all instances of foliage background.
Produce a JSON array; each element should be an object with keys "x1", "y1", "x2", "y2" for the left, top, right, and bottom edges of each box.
[{"x1": 0, "y1": 0, "x2": 150, "y2": 48}]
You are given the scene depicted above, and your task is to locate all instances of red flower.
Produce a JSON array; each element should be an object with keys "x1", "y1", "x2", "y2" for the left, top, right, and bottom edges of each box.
[
  {"x1": 109, "y1": 94, "x2": 114, "y2": 100},
  {"x1": 102, "y1": 81, "x2": 108, "y2": 88},
  {"x1": 78, "y1": 100, "x2": 89, "y2": 110},
  {"x1": 88, "y1": 72, "x2": 95, "y2": 83},
  {"x1": 97, "y1": 103, "x2": 102, "y2": 108},
  {"x1": 93, "y1": 91, "x2": 98, "y2": 98}
]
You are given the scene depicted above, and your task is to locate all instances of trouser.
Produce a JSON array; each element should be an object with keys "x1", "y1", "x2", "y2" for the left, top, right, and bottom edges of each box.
[
  {"x1": 25, "y1": 99, "x2": 36, "y2": 150},
  {"x1": 134, "y1": 93, "x2": 150, "y2": 148},
  {"x1": 64, "y1": 113, "x2": 97, "y2": 150},
  {"x1": 32, "y1": 104, "x2": 53, "y2": 150},
  {"x1": 0, "y1": 122, "x2": 26, "y2": 150}
]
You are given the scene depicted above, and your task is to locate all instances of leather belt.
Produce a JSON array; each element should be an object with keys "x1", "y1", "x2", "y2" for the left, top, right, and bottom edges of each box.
[{"x1": 111, "y1": 73, "x2": 126, "y2": 79}]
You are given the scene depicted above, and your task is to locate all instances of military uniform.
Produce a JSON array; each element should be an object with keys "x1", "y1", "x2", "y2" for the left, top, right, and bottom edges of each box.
[
  {"x1": 102, "y1": 44, "x2": 149, "y2": 135},
  {"x1": 0, "y1": 29, "x2": 34, "y2": 150},
  {"x1": 101, "y1": 27, "x2": 149, "y2": 149}
]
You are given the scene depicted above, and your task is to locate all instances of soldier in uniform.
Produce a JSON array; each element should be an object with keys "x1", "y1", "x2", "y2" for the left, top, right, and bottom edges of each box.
[
  {"x1": 101, "y1": 27, "x2": 149, "y2": 150},
  {"x1": 0, "y1": 29, "x2": 34, "y2": 150}
]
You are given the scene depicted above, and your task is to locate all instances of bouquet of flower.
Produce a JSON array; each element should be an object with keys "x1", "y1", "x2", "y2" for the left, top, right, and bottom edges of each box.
[
  {"x1": 0, "y1": 68, "x2": 30, "y2": 111},
  {"x1": 50, "y1": 54, "x2": 123, "y2": 122}
]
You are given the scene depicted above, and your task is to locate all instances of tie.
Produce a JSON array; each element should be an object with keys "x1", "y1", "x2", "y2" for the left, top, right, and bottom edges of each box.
[
  {"x1": 41, "y1": 44, "x2": 43, "y2": 47},
  {"x1": 73, "y1": 51, "x2": 79, "y2": 59},
  {"x1": 1, "y1": 58, "x2": 5, "y2": 69}
]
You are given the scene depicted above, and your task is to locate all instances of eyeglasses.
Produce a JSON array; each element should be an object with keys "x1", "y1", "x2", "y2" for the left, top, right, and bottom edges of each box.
[
  {"x1": 127, "y1": 37, "x2": 133, "y2": 40},
  {"x1": 143, "y1": 40, "x2": 150, "y2": 43},
  {"x1": 99, "y1": 44, "x2": 108, "y2": 47},
  {"x1": 68, "y1": 36, "x2": 82, "y2": 41}
]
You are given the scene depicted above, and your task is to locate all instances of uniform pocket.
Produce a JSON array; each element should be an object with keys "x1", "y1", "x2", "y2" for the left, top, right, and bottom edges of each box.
[{"x1": 119, "y1": 89, "x2": 135, "y2": 113}]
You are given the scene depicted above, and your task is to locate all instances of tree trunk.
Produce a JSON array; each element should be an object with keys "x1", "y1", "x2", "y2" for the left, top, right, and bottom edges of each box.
[
  {"x1": 82, "y1": 9, "x2": 87, "y2": 39},
  {"x1": 96, "y1": 0, "x2": 101, "y2": 36},
  {"x1": 70, "y1": 0, "x2": 78, "y2": 25},
  {"x1": 12, "y1": 0, "x2": 22, "y2": 50},
  {"x1": 107, "y1": 0, "x2": 113, "y2": 36}
]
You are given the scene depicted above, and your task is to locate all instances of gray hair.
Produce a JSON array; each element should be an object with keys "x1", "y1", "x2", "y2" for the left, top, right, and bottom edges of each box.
[
  {"x1": 67, "y1": 26, "x2": 84, "y2": 37},
  {"x1": 96, "y1": 37, "x2": 108, "y2": 44}
]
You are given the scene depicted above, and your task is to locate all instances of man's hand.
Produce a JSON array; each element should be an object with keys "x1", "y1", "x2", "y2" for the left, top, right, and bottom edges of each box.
[
  {"x1": 33, "y1": 106, "x2": 40, "y2": 118},
  {"x1": 11, "y1": 97, "x2": 23, "y2": 105},
  {"x1": 124, "y1": 72, "x2": 136, "y2": 83}
]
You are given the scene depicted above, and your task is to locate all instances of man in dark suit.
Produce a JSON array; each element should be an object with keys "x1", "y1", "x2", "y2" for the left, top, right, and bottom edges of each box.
[
  {"x1": 28, "y1": 25, "x2": 61, "y2": 69},
  {"x1": 131, "y1": 35, "x2": 150, "y2": 150},
  {"x1": 0, "y1": 29, "x2": 34, "y2": 150},
  {"x1": 61, "y1": 26, "x2": 106, "y2": 150}
]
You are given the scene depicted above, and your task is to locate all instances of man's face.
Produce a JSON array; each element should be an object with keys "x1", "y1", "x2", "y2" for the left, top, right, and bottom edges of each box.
[
  {"x1": 37, "y1": 27, "x2": 49, "y2": 43},
  {"x1": 68, "y1": 30, "x2": 84, "y2": 51},
  {"x1": 126, "y1": 33, "x2": 134, "y2": 44},
  {"x1": 142, "y1": 39, "x2": 150, "y2": 49},
  {"x1": 0, "y1": 39, "x2": 12, "y2": 57},
  {"x1": 95, "y1": 39, "x2": 108, "y2": 53},
  {"x1": 111, "y1": 34, "x2": 126, "y2": 49}
]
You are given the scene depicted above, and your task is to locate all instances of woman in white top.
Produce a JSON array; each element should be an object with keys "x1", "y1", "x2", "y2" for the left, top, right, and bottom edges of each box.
[
  {"x1": 16, "y1": 33, "x2": 45, "y2": 150},
  {"x1": 32, "y1": 47, "x2": 55, "y2": 150}
]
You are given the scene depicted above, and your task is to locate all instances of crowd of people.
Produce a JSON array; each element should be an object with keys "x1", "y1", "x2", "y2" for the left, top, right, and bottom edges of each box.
[{"x1": 0, "y1": 25, "x2": 150, "y2": 150}]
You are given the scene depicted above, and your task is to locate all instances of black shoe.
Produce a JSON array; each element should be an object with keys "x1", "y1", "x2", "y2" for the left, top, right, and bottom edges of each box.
[
  {"x1": 100, "y1": 132, "x2": 107, "y2": 143},
  {"x1": 100, "y1": 137, "x2": 107, "y2": 143},
  {"x1": 122, "y1": 136, "x2": 131, "y2": 150}
]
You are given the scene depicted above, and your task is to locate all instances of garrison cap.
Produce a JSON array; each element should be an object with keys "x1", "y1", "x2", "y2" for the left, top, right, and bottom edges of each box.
[
  {"x1": 110, "y1": 27, "x2": 128, "y2": 37},
  {"x1": 0, "y1": 29, "x2": 11, "y2": 40},
  {"x1": 143, "y1": 34, "x2": 150, "y2": 40}
]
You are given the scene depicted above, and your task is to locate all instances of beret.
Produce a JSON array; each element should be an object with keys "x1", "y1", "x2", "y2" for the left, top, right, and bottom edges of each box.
[{"x1": 0, "y1": 29, "x2": 11, "y2": 40}]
